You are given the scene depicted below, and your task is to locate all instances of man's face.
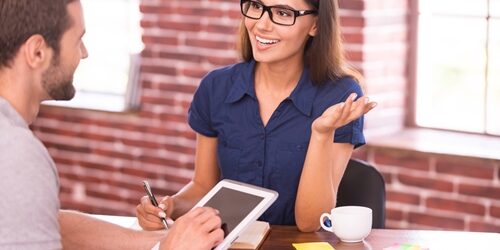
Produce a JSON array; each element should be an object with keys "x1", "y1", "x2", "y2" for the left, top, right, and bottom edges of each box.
[{"x1": 42, "y1": 1, "x2": 87, "y2": 101}]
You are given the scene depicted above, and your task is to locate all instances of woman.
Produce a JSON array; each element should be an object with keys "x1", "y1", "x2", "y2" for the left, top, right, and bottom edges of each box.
[{"x1": 136, "y1": 0, "x2": 376, "y2": 232}]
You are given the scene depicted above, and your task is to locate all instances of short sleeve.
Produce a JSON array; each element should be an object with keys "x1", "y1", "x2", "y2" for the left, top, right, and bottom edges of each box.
[
  {"x1": 332, "y1": 79, "x2": 366, "y2": 148},
  {"x1": 334, "y1": 115, "x2": 366, "y2": 148},
  {"x1": 188, "y1": 75, "x2": 218, "y2": 137}
]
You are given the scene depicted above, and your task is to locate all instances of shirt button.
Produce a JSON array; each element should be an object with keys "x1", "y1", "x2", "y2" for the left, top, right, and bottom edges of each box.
[{"x1": 260, "y1": 134, "x2": 265, "y2": 140}]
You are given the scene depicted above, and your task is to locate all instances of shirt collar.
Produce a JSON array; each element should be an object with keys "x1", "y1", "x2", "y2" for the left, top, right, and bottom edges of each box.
[
  {"x1": 225, "y1": 60, "x2": 317, "y2": 116},
  {"x1": 225, "y1": 60, "x2": 256, "y2": 103},
  {"x1": 288, "y1": 68, "x2": 316, "y2": 116}
]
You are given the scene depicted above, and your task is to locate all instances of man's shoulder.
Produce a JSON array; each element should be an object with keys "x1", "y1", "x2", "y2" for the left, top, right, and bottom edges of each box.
[
  {"x1": 0, "y1": 119, "x2": 53, "y2": 170},
  {"x1": 0, "y1": 118, "x2": 37, "y2": 148}
]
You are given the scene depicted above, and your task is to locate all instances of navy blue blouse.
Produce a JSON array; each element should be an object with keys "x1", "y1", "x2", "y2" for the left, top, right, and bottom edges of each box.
[{"x1": 188, "y1": 60, "x2": 365, "y2": 225}]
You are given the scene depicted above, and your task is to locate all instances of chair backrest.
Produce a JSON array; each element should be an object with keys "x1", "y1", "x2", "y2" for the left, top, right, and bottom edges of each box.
[{"x1": 336, "y1": 158, "x2": 386, "y2": 228}]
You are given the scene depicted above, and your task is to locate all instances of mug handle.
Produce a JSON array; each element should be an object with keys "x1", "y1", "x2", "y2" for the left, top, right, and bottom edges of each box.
[{"x1": 319, "y1": 213, "x2": 333, "y2": 232}]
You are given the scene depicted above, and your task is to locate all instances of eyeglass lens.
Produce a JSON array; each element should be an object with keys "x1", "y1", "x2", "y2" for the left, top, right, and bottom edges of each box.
[{"x1": 241, "y1": 0, "x2": 297, "y2": 26}]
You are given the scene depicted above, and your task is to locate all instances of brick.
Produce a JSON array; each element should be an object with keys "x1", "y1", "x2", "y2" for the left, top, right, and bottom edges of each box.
[
  {"x1": 157, "y1": 20, "x2": 202, "y2": 32},
  {"x1": 182, "y1": 68, "x2": 211, "y2": 78},
  {"x1": 345, "y1": 50, "x2": 363, "y2": 62},
  {"x1": 491, "y1": 205, "x2": 500, "y2": 219},
  {"x1": 44, "y1": 141, "x2": 92, "y2": 154},
  {"x1": 386, "y1": 208, "x2": 404, "y2": 221},
  {"x1": 340, "y1": 16, "x2": 365, "y2": 27},
  {"x1": 426, "y1": 197, "x2": 486, "y2": 216},
  {"x1": 385, "y1": 221, "x2": 405, "y2": 229},
  {"x1": 138, "y1": 155, "x2": 192, "y2": 169},
  {"x1": 408, "y1": 212, "x2": 464, "y2": 230},
  {"x1": 379, "y1": 171, "x2": 393, "y2": 184},
  {"x1": 141, "y1": 95, "x2": 177, "y2": 106},
  {"x1": 146, "y1": 82, "x2": 197, "y2": 94},
  {"x1": 387, "y1": 190, "x2": 420, "y2": 205},
  {"x1": 176, "y1": 7, "x2": 225, "y2": 17},
  {"x1": 206, "y1": 56, "x2": 239, "y2": 66},
  {"x1": 206, "y1": 24, "x2": 239, "y2": 34},
  {"x1": 343, "y1": 33, "x2": 364, "y2": 44},
  {"x1": 140, "y1": 65, "x2": 177, "y2": 76},
  {"x1": 459, "y1": 183, "x2": 500, "y2": 200},
  {"x1": 141, "y1": 35, "x2": 178, "y2": 46},
  {"x1": 93, "y1": 148, "x2": 137, "y2": 161},
  {"x1": 469, "y1": 221, "x2": 500, "y2": 233},
  {"x1": 398, "y1": 174, "x2": 453, "y2": 192},
  {"x1": 339, "y1": 0, "x2": 364, "y2": 10},
  {"x1": 157, "y1": 51, "x2": 204, "y2": 62},
  {"x1": 374, "y1": 151, "x2": 430, "y2": 171},
  {"x1": 498, "y1": 163, "x2": 500, "y2": 180},
  {"x1": 185, "y1": 38, "x2": 234, "y2": 50},
  {"x1": 436, "y1": 159, "x2": 494, "y2": 180}
]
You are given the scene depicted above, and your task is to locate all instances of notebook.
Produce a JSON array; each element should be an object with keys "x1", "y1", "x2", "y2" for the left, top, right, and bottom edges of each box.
[{"x1": 230, "y1": 220, "x2": 271, "y2": 249}]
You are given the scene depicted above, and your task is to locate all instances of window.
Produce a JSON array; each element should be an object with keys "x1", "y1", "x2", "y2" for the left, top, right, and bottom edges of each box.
[
  {"x1": 415, "y1": 0, "x2": 500, "y2": 135},
  {"x1": 45, "y1": 0, "x2": 143, "y2": 112}
]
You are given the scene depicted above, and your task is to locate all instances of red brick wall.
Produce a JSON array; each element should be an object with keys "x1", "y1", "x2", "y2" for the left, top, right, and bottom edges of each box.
[
  {"x1": 353, "y1": 147, "x2": 500, "y2": 232},
  {"x1": 30, "y1": 0, "x2": 500, "y2": 232}
]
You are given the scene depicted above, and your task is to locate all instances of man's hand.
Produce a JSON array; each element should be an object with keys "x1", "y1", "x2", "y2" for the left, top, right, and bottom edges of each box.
[{"x1": 159, "y1": 207, "x2": 224, "y2": 250}]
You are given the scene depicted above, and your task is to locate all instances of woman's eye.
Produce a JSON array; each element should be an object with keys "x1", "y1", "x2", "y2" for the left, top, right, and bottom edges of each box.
[
  {"x1": 250, "y1": 2, "x2": 263, "y2": 10},
  {"x1": 277, "y1": 9, "x2": 293, "y2": 17}
]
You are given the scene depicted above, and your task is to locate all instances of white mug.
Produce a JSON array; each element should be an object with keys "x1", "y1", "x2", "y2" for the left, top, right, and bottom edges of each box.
[{"x1": 319, "y1": 206, "x2": 372, "y2": 242}]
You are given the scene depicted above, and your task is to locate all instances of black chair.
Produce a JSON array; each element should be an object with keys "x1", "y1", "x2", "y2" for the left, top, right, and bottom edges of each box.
[{"x1": 336, "y1": 158, "x2": 386, "y2": 228}]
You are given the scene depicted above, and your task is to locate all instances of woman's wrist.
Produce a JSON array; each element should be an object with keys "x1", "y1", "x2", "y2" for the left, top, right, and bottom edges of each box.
[{"x1": 310, "y1": 128, "x2": 335, "y2": 143}]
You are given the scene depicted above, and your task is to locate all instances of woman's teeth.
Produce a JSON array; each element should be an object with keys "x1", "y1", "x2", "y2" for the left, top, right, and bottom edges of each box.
[{"x1": 256, "y1": 36, "x2": 279, "y2": 45}]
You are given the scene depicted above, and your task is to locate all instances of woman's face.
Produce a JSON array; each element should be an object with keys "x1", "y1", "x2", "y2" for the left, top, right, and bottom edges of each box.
[{"x1": 244, "y1": 0, "x2": 317, "y2": 66}]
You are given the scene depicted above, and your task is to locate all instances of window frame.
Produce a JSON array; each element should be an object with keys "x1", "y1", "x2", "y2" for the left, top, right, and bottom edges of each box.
[
  {"x1": 409, "y1": 0, "x2": 499, "y2": 137},
  {"x1": 43, "y1": 0, "x2": 142, "y2": 113}
]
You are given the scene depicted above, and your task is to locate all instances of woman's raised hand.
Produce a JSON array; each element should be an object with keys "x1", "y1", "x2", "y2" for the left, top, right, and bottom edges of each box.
[{"x1": 312, "y1": 93, "x2": 377, "y2": 136}]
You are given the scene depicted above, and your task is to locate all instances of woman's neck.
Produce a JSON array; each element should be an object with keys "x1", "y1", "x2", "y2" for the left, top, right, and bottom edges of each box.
[{"x1": 254, "y1": 59, "x2": 304, "y2": 94}]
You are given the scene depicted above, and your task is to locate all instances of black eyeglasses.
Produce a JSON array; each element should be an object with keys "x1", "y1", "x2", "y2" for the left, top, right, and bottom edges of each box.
[{"x1": 240, "y1": 0, "x2": 318, "y2": 26}]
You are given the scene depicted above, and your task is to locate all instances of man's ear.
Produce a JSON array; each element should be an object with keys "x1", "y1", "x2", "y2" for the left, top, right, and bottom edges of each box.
[{"x1": 22, "y1": 34, "x2": 52, "y2": 69}]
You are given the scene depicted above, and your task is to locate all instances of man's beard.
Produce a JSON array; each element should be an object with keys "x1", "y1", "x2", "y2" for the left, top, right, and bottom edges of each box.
[{"x1": 41, "y1": 56, "x2": 76, "y2": 101}]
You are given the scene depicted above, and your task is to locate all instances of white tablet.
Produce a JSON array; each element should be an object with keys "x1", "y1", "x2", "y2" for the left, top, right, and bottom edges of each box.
[{"x1": 192, "y1": 179, "x2": 278, "y2": 250}]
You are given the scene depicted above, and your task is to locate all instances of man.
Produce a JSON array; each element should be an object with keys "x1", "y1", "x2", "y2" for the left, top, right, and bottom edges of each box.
[{"x1": 0, "y1": 0, "x2": 224, "y2": 249}]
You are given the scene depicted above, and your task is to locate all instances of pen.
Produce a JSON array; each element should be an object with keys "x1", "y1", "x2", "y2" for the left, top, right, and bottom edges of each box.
[{"x1": 142, "y1": 180, "x2": 169, "y2": 229}]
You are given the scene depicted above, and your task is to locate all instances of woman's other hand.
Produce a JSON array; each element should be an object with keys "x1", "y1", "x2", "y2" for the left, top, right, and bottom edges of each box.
[{"x1": 136, "y1": 195, "x2": 175, "y2": 230}]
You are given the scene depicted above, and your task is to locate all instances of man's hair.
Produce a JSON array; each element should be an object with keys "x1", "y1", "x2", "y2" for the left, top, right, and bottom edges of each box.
[{"x1": 0, "y1": 0, "x2": 77, "y2": 69}]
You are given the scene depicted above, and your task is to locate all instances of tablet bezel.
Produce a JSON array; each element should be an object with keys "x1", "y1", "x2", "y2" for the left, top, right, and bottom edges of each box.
[{"x1": 192, "y1": 179, "x2": 278, "y2": 250}]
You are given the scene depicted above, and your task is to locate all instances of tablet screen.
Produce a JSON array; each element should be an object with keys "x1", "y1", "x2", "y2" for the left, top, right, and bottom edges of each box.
[
  {"x1": 193, "y1": 179, "x2": 278, "y2": 250},
  {"x1": 204, "y1": 187, "x2": 264, "y2": 235}
]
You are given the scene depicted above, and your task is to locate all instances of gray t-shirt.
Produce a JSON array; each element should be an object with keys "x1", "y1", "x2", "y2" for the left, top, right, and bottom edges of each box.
[{"x1": 0, "y1": 97, "x2": 61, "y2": 249}]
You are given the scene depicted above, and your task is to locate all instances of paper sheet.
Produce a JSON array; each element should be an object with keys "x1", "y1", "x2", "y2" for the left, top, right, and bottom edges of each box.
[{"x1": 292, "y1": 242, "x2": 335, "y2": 250}]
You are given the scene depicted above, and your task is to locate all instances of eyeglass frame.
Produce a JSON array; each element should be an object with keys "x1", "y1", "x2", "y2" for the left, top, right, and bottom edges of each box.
[{"x1": 240, "y1": 0, "x2": 318, "y2": 26}]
